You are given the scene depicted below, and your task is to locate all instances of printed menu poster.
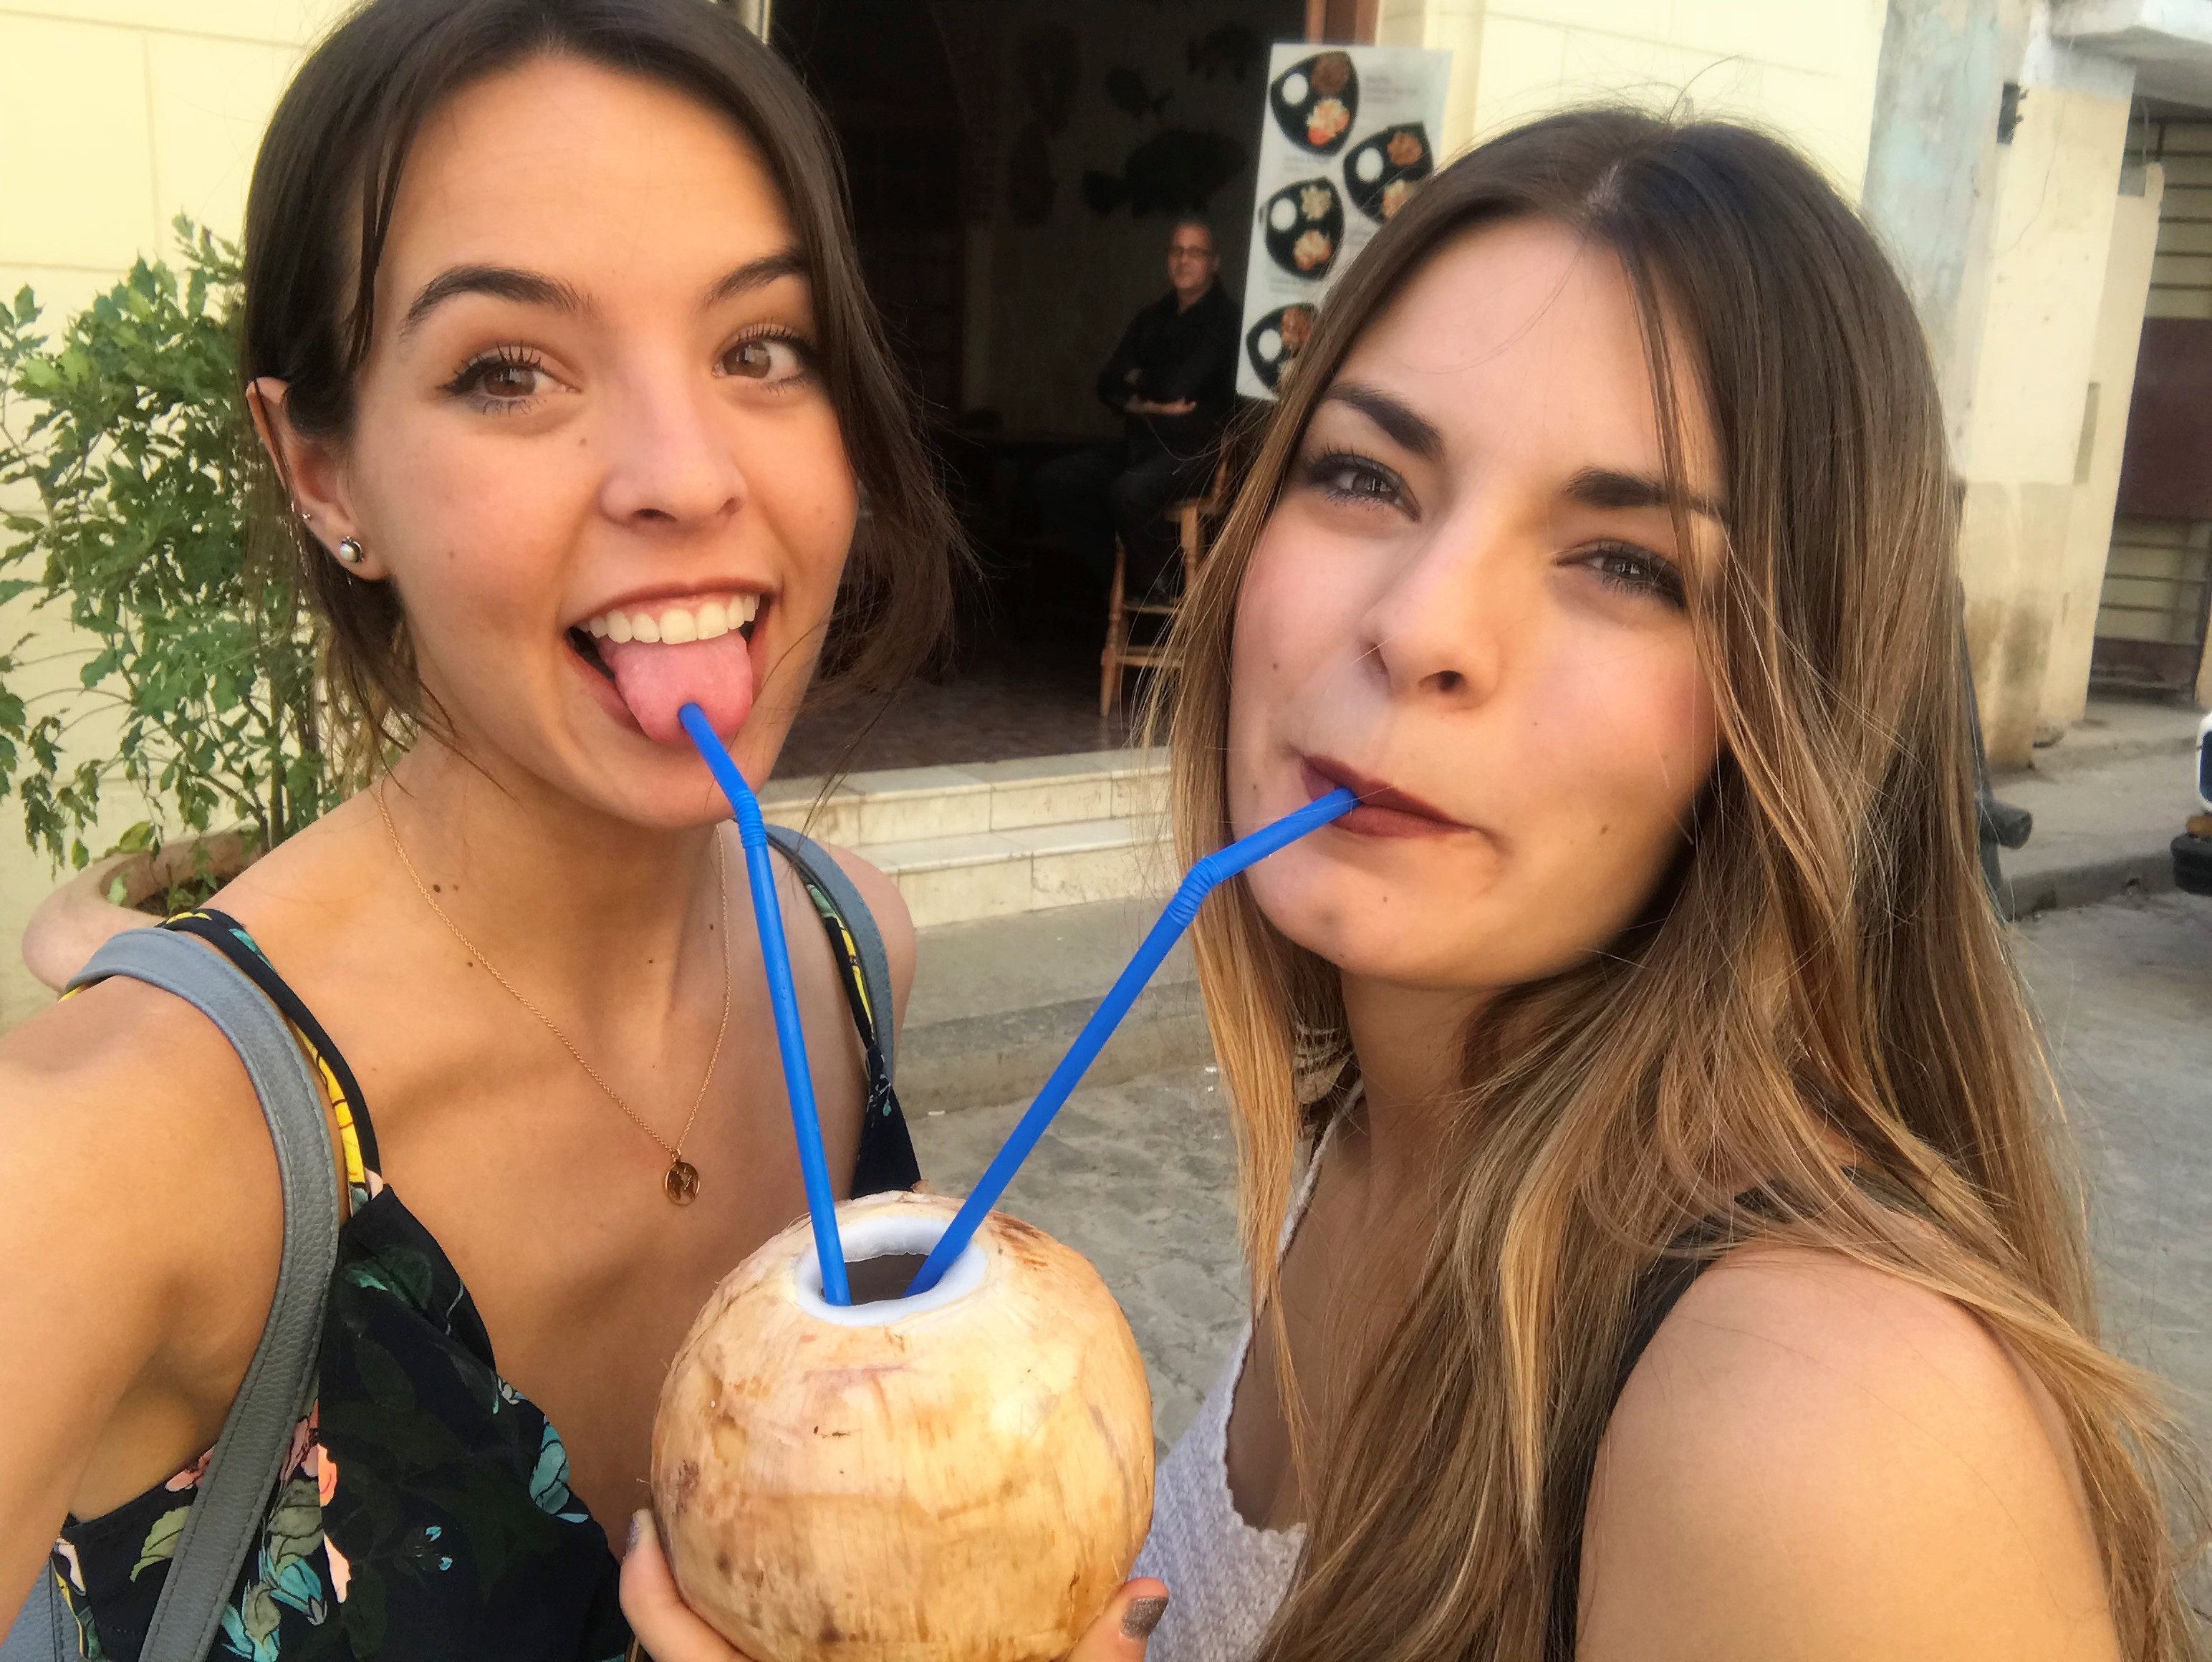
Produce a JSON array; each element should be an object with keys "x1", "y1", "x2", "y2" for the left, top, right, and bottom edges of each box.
[{"x1": 1236, "y1": 42, "x2": 1451, "y2": 400}]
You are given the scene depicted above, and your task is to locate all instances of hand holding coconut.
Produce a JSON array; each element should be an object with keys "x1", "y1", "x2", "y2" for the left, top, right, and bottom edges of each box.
[
  {"x1": 621, "y1": 1493, "x2": 1170, "y2": 1662},
  {"x1": 655, "y1": 711, "x2": 1350, "y2": 1662},
  {"x1": 643, "y1": 1193, "x2": 1158, "y2": 1662}
]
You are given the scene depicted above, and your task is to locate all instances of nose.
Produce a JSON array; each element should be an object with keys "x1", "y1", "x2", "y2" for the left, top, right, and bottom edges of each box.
[
  {"x1": 1356, "y1": 504, "x2": 1511, "y2": 707},
  {"x1": 595, "y1": 365, "x2": 746, "y2": 532}
]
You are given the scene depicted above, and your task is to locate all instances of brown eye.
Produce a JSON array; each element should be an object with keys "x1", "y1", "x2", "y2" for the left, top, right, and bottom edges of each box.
[
  {"x1": 721, "y1": 334, "x2": 810, "y2": 385},
  {"x1": 479, "y1": 360, "x2": 541, "y2": 400},
  {"x1": 1302, "y1": 449, "x2": 1405, "y2": 509},
  {"x1": 444, "y1": 350, "x2": 551, "y2": 407}
]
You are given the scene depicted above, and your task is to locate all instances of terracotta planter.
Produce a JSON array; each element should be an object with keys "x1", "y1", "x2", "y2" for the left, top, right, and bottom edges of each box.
[{"x1": 21, "y1": 830, "x2": 259, "y2": 993}]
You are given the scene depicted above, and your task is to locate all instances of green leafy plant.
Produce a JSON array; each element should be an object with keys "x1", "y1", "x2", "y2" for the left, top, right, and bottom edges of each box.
[{"x1": 0, "y1": 216, "x2": 332, "y2": 878}]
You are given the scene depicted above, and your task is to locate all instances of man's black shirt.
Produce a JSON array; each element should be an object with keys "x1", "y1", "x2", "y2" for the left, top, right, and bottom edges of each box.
[{"x1": 1095, "y1": 281, "x2": 1239, "y2": 462}]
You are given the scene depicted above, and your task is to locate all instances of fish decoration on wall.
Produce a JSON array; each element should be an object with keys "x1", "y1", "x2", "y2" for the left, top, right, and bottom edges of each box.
[
  {"x1": 1006, "y1": 23, "x2": 1078, "y2": 228},
  {"x1": 1186, "y1": 21, "x2": 1264, "y2": 81},
  {"x1": 1082, "y1": 127, "x2": 1249, "y2": 217},
  {"x1": 1105, "y1": 64, "x2": 1173, "y2": 123},
  {"x1": 1017, "y1": 23, "x2": 1079, "y2": 135}
]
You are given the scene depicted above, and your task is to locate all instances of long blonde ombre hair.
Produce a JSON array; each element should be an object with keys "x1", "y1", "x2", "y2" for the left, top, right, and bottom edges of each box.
[{"x1": 1159, "y1": 108, "x2": 2206, "y2": 1659}]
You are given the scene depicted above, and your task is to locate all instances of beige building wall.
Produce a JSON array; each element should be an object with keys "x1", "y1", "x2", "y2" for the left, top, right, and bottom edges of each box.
[
  {"x1": 1952, "y1": 72, "x2": 2136, "y2": 764},
  {"x1": 1367, "y1": 0, "x2": 2163, "y2": 760},
  {"x1": 1374, "y1": 0, "x2": 1890, "y2": 197},
  {"x1": 0, "y1": 0, "x2": 350, "y2": 1031},
  {"x1": 2042, "y1": 166, "x2": 2163, "y2": 731}
]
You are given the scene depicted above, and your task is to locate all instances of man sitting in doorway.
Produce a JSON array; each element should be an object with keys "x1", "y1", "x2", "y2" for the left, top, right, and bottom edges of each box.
[{"x1": 1035, "y1": 216, "x2": 1239, "y2": 599}]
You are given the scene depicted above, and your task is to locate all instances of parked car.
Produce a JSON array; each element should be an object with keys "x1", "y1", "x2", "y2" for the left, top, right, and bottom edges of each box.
[{"x1": 2175, "y1": 710, "x2": 2212, "y2": 896}]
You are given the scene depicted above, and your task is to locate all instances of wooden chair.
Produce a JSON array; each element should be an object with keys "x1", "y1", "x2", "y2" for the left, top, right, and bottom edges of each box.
[{"x1": 1099, "y1": 461, "x2": 1228, "y2": 719}]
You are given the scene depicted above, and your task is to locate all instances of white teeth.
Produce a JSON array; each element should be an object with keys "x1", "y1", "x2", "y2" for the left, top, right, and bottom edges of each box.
[{"x1": 580, "y1": 592, "x2": 759, "y2": 646}]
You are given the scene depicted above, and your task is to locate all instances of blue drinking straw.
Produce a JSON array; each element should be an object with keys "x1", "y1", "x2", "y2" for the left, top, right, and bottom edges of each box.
[
  {"x1": 904, "y1": 784, "x2": 1360, "y2": 1296},
  {"x1": 679, "y1": 702, "x2": 850, "y2": 1305}
]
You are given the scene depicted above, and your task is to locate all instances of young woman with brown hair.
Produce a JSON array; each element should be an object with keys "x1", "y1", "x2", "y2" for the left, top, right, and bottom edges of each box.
[
  {"x1": 1121, "y1": 108, "x2": 2208, "y2": 1661},
  {"x1": 0, "y1": 4, "x2": 1153, "y2": 1658}
]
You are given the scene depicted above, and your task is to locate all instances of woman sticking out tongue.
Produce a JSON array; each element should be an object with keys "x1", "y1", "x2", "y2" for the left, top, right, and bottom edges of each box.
[{"x1": 604, "y1": 633, "x2": 754, "y2": 745}]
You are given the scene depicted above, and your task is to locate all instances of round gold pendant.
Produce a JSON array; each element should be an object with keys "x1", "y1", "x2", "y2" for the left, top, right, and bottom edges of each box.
[{"x1": 664, "y1": 1159, "x2": 701, "y2": 1206}]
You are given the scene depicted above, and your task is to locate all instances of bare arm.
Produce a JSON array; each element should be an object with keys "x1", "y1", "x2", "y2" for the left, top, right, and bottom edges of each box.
[
  {"x1": 1575, "y1": 1246, "x2": 2119, "y2": 1662},
  {"x1": 0, "y1": 979, "x2": 282, "y2": 1608}
]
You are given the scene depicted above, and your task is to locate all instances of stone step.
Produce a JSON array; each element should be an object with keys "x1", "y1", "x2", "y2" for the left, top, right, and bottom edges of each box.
[
  {"x1": 763, "y1": 748, "x2": 1175, "y2": 925},
  {"x1": 860, "y1": 814, "x2": 1174, "y2": 927},
  {"x1": 763, "y1": 747, "x2": 1168, "y2": 846}
]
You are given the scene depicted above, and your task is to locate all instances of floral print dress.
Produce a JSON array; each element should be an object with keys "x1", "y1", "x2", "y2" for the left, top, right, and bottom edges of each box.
[{"x1": 49, "y1": 889, "x2": 918, "y2": 1661}]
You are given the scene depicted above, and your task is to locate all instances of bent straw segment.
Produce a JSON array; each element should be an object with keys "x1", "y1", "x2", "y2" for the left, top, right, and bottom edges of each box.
[
  {"x1": 905, "y1": 785, "x2": 1360, "y2": 1296},
  {"x1": 679, "y1": 702, "x2": 851, "y2": 1306}
]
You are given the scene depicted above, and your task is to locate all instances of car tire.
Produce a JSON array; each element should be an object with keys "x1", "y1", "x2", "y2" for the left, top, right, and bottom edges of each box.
[{"x1": 2175, "y1": 832, "x2": 2212, "y2": 897}]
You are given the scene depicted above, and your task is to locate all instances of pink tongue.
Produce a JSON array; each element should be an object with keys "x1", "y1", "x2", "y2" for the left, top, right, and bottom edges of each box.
[{"x1": 596, "y1": 633, "x2": 756, "y2": 746}]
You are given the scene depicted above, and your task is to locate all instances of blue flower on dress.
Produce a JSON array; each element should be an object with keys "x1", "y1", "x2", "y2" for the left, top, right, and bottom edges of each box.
[
  {"x1": 528, "y1": 1420, "x2": 592, "y2": 1524},
  {"x1": 216, "y1": 1476, "x2": 330, "y2": 1661}
]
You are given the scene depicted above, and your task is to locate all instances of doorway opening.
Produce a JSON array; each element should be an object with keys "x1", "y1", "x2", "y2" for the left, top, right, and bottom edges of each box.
[{"x1": 771, "y1": 0, "x2": 1305, "y2": 776}]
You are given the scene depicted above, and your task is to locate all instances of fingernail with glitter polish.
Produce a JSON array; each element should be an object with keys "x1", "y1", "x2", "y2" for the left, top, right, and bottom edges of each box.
[
  {"x1": 1121, "y1": 1595, "x2": 1168, "y2": 1640},
  {"x1": 627, "y1": 1510, "x2": 648, "y2": 1553}
]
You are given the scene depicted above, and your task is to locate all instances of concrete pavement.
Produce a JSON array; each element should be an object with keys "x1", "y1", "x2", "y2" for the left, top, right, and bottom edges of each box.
[
  {"x1": 1996, "y1": 696, "x2": 2206, "y2": 918},
  {"x1": 910, "y1": 888, "x2": 2212, "y2": 1457},
  {"x1": 908, "y1": 1068, "x2": 1243, "y2": 1451},
  {"x1": 2013, "y1": 891, "x2": 2212, "y2": 1448}
]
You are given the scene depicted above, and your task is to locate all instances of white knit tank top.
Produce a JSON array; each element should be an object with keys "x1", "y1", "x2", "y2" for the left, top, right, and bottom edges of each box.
[{"x1": 1133, "y1": 1113, "x2": 1342, "y2": 1662}]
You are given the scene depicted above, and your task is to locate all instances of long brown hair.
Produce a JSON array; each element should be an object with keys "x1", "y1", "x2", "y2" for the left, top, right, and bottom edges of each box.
[
  {"x1": 1162, "y1": 107, "x2": 2206, "y2": 1659},
  {"x1": 239, "y1": 0, "x2": 959, "y2": 775}
]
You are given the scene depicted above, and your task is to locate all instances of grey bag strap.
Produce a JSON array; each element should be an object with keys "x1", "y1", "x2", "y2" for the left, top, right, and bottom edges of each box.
[
  {"x1": 42, "y1": 928, "x2": 342, "y2": 1662},
  {"x1": 764, "y1": 825, "x2": 898, "y2": 1082},
  {"x1": 2, "y1": 1565, "x2": 70, "y2": 1662}
]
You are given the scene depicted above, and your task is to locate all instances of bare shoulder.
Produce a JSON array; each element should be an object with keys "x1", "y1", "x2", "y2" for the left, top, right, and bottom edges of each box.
[
  {"x1": 1, "y1": 972, "x2": 274, "y2": 1216},
  {"x1": 0, "y1": 974, "x2": 283, "y2": 1543},
  {"x1": 1574, "y1": 1245, "x2": 2118, "y2": 1662},
  {"x1": 805, "y1": 838, "x2": 916, "y2": 1021},
  {"x1": 0, "y1": 974, "x2": 281, "y2": 1305}
]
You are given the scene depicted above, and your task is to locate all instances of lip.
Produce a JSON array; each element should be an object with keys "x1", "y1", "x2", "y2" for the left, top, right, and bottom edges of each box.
[
  {"x1": 1300, "y1": 754, "x2": 1473, "y2": 838},
  {"x1": 564, "y1": 580, "x2": 770, "y2": 632}
]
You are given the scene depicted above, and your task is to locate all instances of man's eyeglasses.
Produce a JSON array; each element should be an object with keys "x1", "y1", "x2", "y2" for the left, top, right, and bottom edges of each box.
[{"x1": 1169, "y1": 244, "x2": 1213, "y2": 261}]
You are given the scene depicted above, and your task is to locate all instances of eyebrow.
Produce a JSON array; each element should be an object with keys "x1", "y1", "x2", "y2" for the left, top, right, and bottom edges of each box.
[
  {"x1": 705, "y1": 248, "x2": 809, "y2": 307},
  {"x1": 1317, "y1": 381, "x2": 1726, "y2": 519},
  {"x1": 400, "y1": 264, "x2": 585, "y2": 337},
  {"x1": 1319, "y1": 379, "x2": 1443, "y2": 461},
  {"x1": 399, "y1": 248, "x2": 809, "y2": 338},
  {"x1": 1564, "y1": 466, "x2": 1725, "y2": 522}
]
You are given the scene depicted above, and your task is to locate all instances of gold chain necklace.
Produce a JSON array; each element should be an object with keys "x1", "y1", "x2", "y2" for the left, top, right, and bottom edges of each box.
[{"x1": 377, "y1": 783, "x2": 731, "y2": 1206}]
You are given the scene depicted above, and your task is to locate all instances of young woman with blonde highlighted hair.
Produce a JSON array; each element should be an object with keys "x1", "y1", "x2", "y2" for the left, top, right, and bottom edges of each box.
[{"x1": 1130, "y1": 107, "x2": 2207, "y2": 1661}]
